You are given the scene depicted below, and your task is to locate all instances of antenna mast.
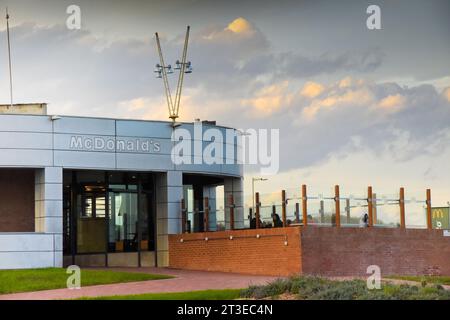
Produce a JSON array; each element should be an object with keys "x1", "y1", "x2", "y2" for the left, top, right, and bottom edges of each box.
[
  {"x1": 154, "y1": 26, "x2": 192, "y2": 123},
  {"x1": 6, "y1": 7, "x2": 13, "y2": 108},
  {"x1": 155, "y1": 32, "x2": 174, "y2": 121}
]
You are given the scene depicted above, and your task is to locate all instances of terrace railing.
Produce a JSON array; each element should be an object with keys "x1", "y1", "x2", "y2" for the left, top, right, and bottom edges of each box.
[{"x1": 180, "y1": 185, "x2": 435, "y2": 233}]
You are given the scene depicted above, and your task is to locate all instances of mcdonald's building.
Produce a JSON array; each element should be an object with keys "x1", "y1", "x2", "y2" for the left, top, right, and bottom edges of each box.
[{"x1": 0, "y1": 104, "x2": 244, "y2": 269}]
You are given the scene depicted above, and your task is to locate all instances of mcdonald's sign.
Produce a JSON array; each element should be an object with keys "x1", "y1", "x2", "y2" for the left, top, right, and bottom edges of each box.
[{"x1": 431, "y1": 207, "x2": 449, "y2": 229}]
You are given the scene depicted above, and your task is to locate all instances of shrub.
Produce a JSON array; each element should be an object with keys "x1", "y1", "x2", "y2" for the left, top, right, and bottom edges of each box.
[{"x1": 240, "y1": 276, "x2": 450, "y2": 300}]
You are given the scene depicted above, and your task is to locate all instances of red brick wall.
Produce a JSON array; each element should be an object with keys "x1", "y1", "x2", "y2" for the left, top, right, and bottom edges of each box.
[
  {"x1": 169, "y1": 226, "x2": 450, "y2": 277},
  {"x1": 169, "y1": 227, "x2": 302, "y2": 276},
  {"x1": 301, "y1": 227, "x2": 450, "y2": 276},
  {"x1": 0, "y1": 169, "x2": 35, "y2": 232}
]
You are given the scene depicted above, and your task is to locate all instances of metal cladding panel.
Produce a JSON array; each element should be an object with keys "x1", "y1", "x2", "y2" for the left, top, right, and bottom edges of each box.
[
  {"x1": 116, "y1": 153, "x2": 175, "y2": 171},
  {"x1": 0, "y1": 115, "x2": 243, "y2": 177},
  {"x1": 222, "y1": 163, "x2": 244, "y2": 176},
  {"x1": 0, "y1": 132, "x2": 52, "y2": 149},
  {"x1": 54, "y1": 150, "x2": 116, "y2": 169},
  {"x1": 0, "y1": 114, "x2": 52, "y2": 132},
  {"x1": 116, "y1": 120, "x2": 173, "y2": 139},
  {"x1": 53, "y1": 117, "x2": 116, "y2": 135},
  {"x1": 0, "y1": 149, "x2": 53, "y2": 167},
  {"x1": 0, "y1": 252, "x2": 55, "y2": 269},
  {"x1": 0, "y1": 233, "x2": 54, "y2": 251}
]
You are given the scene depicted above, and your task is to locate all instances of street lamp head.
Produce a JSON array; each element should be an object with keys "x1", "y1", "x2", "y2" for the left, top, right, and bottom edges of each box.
[{"x1": 185, "y1": 61, "x2": 193, "y2": 73}]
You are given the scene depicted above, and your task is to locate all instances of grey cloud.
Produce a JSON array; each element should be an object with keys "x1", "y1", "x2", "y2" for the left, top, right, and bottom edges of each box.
[
  {"x1": 0, "y1": 21, "x2": 448, "y2": 176},
  {"x1": 275, "y1": 48, "x2": 385, "y2": 79}
]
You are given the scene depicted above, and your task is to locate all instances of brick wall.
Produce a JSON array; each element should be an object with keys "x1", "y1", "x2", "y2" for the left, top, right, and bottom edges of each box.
[
  {"x1": 0, "y1": 169, "x2": 35, "y2": 232},
  {"x1": 169, "y1": 227, "x2": 302, "y2": 276},
  {"x1": 169, "y1": 226, "x2": 450, "y2": 277},
  {"x1": 301, "y1": 227, "x2": 450, "y2": 276}
]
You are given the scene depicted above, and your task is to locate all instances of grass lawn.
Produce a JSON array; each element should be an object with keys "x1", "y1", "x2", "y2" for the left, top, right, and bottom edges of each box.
[
  {"x1": 79, "y1": 289, "x2": 242, "y2": 300},
  {"x1": 386, "y1": 275, "x2": 450, "y2": 286},
  {"x1": 0, "y1": 268, "x2": 172, "y2": 295}
]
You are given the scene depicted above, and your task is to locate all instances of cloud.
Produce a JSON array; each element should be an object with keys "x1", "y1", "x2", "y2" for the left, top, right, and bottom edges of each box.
[
  {"x1": 443, "y1": 87, "x2": 450, "y2": 102},
  {"x1": 1, "y1": 19, "x2": 448, "y2": 177},
  {"x1": 301, "y1": 83, "x2": 374, "y2": 120},
  {"x1": 228, "y1": 76, "x2": 450, "y2": 173},
  {"x1": 275, "y1": 48, "x2": 385, "y2": 79},
  {"x1": 300, "y1": 81, "x2": 324, "y2": 99},
  {"x1": 378, "y1": 94, "x2": 406, "y2": 110},
  {"x1": 225, "y1": 17, "x2": 255, "y2": 36},
  {"x1": 240, "y1": 81, "x2": 293, "y2": 115}
]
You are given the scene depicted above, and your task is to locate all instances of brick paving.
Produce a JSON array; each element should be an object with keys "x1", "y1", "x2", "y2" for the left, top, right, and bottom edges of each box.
[{"x1": 0, "y1": 267, "x2": 279, "y2": 300}]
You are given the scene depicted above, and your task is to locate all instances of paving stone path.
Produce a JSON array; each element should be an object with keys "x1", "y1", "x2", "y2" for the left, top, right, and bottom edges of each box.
[{"x1": 0, "y1": 267, "x2": 279, "y2": 300}]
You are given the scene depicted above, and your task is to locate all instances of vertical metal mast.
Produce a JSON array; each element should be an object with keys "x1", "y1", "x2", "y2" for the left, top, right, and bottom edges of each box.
[
  {"x1": 6, "y1": 8, "x2": 13, "y2": 108},
  {"x1": 154, "y1": 26, "x2": 192, "y2": 123},
  {"x1": 173, "y1": 26, "x2": 190, "y2": 120},
  {"x1": 155, "y1": 32, "x2": 174, "y2": 120}
]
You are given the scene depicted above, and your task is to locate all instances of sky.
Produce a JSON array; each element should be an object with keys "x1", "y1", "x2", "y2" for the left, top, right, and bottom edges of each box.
[{"x1": 0, "y1": 0, "x2": 449, "y2": 226}]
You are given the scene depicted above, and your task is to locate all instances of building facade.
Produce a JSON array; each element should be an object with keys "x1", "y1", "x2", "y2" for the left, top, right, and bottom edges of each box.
[{"x1": 0, "y1": 105, "x2": 243, "y2": 269}]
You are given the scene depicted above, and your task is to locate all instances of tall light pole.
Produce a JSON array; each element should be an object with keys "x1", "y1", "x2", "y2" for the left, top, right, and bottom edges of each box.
[
  {"x1": 154, "y1": 26, "x2": 192, "y2": 124},
  {"x1": 6, "y1": 8, "x2": 13, "y2": 108},
  {"x1": 252, "y1": 177, "x2": 268, "y2": 217}
]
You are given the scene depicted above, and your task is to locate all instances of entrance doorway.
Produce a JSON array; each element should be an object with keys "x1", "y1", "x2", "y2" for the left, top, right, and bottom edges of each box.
[{"x1": 63, "y1": 170, "x2": 156, "y2": 267}]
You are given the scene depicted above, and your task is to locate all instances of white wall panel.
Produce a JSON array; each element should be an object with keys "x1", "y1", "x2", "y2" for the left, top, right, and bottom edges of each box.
[
  {"x1": 54, "y1": 150, "x2": 116, "y2": 168},
  {"x1": 0, "y1": 132, "x2": 52, "y2": 149},
  {"x1": 0, "y1": 115, "x2": 52, "y2": 132},
  {"x1": 53, "y1": 117, "x2": 115, "y2": 135},
  {"x1": 116, "y1": 153, "x2": 174, "y2": 171},
  {"x1": 0, "y1": 149, "x2": 52, "y2": 167}
]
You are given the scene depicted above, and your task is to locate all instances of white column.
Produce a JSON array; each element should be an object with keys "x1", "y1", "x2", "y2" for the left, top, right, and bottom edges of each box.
[
  {"x1": 224, "y1": 177, "x2": 244, "y2": 229},
  {"x1": 155, "y1": 171, "x2": 183, "y2": 267},
  {"x1": 35, "y1": 167, "x2": 63, "y2": 267}
]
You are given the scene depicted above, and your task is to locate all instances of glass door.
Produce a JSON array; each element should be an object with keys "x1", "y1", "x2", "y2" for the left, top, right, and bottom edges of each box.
[
  {"x1": 109, "y1": 192, "x2": 138, "y2": 252},
  {"x1": 76, "y1": 186, "x2": 107, "y2": 254}
]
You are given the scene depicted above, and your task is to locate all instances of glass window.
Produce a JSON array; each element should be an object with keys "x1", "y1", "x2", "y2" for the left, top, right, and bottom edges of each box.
[
  {"x1": 83, "y1": 196, "x2": 93, "y2": 218},
  {"x1": 95, "y1": 196, "x2": 106, "y2": 217},
  {"x1": 109, "y1": 192, "x2": 138, "y2": 252}
]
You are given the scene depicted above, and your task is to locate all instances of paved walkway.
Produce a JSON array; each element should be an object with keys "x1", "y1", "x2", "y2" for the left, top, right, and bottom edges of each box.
[{"x1": 0, "y1": 268, "x2": 279, "y2": 300}]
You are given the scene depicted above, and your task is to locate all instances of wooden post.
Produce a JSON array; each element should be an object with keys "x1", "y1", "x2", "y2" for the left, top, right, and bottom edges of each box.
[
  {"x1": 426, "y1": 189, "x2": 432, "y2": 230},
  {"x1": 181, "y1": 199, "x2": 186, "y2": 233},
  {"x1": 302, "y1": 184, "x2": 308, "y2": 226},
  {"x1": 295, "y1": 203, "x2": 300, "y2": 223},
  {"x1": 346, "y1": 198, "x2": 350, "y2": 224},
  {"x1": 281, "y1": 190, "x2": 287, "y2": 227},
  {"x1": 319, "y1": 200, "x2": 324, "y2": 223},
  {"x1": 255, "y1": 192, "x2": 260, "y2": 229},
  {"x1": 272, "y1": 205, "x2": 276, "y2": 227},
  {"x1": 204, "y1": 197, "x2": 209, "y2": 232},
  {"x1": 368, "y1": 186, "x2": 373, "y2": 227},
  {"x1": 229, "y1": 194, "x2": 235, "y2": 230},
  {"x1": 372, "y1": 193, "x2": 377, "y2": 225},
  {"x1": 335, "y1": 185, "x2": 341, "y2": 227},
  {"x1": 399, "y1": 187, "x2": 405, "y2": 229}
]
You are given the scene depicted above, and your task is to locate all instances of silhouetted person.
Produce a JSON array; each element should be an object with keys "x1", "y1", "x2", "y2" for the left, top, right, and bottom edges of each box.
[
  {"x1": 250, "y1": 216, "x2": 263, "y2": 229},
  {"x1": 360, "y1": 213, "x2": 369, "y2": 227},
  {"x1": 272, "y1": 213, "x2": 283, "y2": 228}
]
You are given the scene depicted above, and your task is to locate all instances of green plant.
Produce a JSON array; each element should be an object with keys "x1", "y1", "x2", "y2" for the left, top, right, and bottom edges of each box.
[{"x1": 240, "y1": 276, "x2": 450, "y2": 300}]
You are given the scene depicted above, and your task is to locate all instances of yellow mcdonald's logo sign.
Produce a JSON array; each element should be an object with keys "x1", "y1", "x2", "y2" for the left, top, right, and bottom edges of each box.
[{"x1": 432, "y1": 209, "x2": 444, "y2": 219}]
